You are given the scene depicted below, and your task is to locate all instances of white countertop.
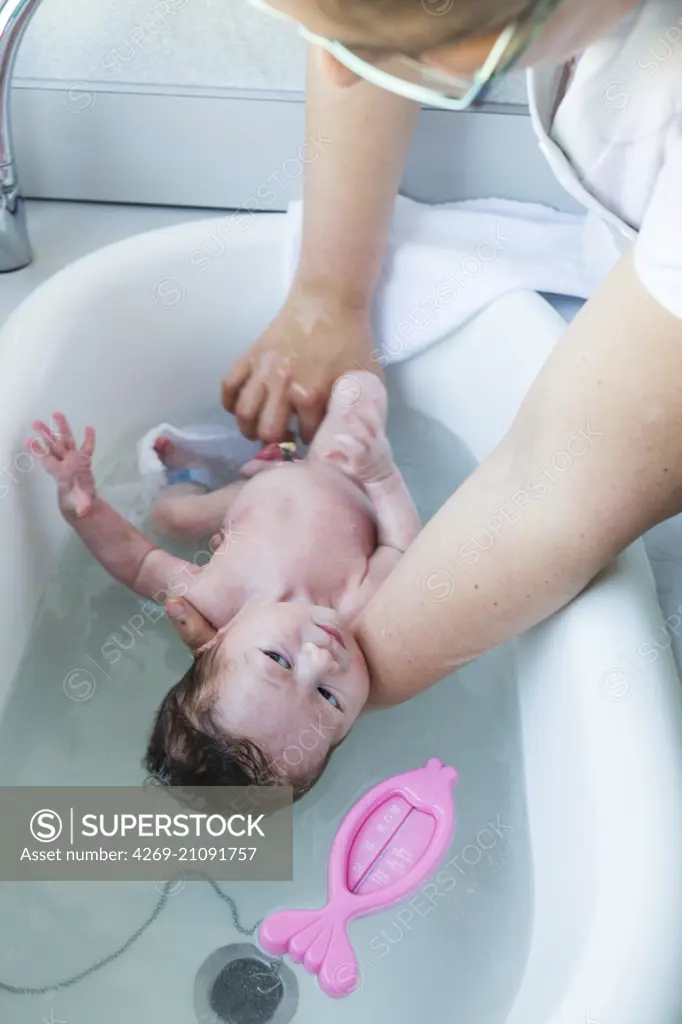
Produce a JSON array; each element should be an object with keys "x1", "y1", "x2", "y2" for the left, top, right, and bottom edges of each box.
[{"x1": 2, "y1": 198, "x2": 681, "y2": 689}]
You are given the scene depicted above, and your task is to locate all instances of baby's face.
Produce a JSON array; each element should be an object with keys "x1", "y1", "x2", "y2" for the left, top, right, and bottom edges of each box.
[{"x1": 209, "y1": 602, "x2": 370, "y2": 776}]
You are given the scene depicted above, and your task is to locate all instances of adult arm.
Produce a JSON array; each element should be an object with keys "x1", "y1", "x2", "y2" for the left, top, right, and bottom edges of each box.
[
  {"x1": 353, "y1": 249, "x2": 682, "y2": 705},
  {"x1": 222, "y1": 46, "x2": 419, "y2": 443}
]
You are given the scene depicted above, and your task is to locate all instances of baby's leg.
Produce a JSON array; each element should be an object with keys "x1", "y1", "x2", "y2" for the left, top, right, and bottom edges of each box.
[
  {"x1": 150, "y1": 432, "x2": 249, "y2": 539},
  {"x1": 150, "y1": 480, "x2": 245, "y2": 540}
]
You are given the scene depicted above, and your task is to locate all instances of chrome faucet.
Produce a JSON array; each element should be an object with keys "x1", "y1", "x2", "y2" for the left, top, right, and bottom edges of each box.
[{"x1": 0, "y1": 0, "x2": 38, "y2": 272}]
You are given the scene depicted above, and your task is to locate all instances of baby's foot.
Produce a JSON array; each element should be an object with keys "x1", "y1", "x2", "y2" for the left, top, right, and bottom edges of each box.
[
  {"x1": 153, "y1": 438, "x2": 218, "y2": 492},
  {"x1": 153, "y1": 437, "x2": 206, "y2": 473}
]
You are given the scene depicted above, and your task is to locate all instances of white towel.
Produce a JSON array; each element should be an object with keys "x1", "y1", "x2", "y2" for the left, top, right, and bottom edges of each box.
[
  {"x1": 284, "y1": 195, "x2": 610, "y2": 364},
  {"x1": 138, "y1": 196, "x2": 608, "y2": 482}
]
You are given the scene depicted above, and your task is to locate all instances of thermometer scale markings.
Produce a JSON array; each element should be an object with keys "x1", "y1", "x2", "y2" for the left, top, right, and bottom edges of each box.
[
  {"x1": 348, "y1": 796, "x2": 411, "y2": 891},
  {"x1": 348, "y1": 796, "x2": 436, "y2": 895},
  {"x1": 355, "y1": 807, "x2": 437, "y2": 895}
]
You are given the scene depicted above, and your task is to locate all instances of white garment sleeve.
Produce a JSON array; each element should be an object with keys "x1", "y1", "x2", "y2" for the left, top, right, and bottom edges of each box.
[{"x1": 634, "y1": 114, "x2": 682, "y2": 320}]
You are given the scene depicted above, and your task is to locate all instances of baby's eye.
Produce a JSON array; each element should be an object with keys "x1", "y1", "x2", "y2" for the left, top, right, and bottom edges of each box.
[
  {"x1": 318, "y1": 687, "x2": 342, "y2": 711},
  {"x1": 262, "y1": 650, "x2": 292, "y2": 670}
]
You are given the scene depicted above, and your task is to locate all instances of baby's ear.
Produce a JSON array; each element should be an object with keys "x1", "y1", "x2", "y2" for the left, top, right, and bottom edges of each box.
[{"x1": 165, "y1": 599, "x2": 217, "y2": 654}]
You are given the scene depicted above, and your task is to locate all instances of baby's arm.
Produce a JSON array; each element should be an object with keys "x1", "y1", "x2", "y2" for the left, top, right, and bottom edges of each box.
[
  {"x1": 348, "y1": 470, "x2": 421, "y2": 609},
  {"x1": 32, "y1": 415, "x2": 198, "y2": 601},
  {"x1": 351, "y1": 464, "x2": 421, "y2": 601},
  {"x1": 364, "y1": 470, "x2": 421, "y2": 555},
  {"x1": 66, "y1": 497, "x2": 197, "y2": 600},
  {"x1": 316, "y1": 373, "x2": 420, "y2": 597}
]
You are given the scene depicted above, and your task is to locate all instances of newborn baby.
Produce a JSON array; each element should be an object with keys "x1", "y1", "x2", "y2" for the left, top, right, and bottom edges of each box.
[{"x1": 32, "y1": 373, "x2": 420, "y2": 798}]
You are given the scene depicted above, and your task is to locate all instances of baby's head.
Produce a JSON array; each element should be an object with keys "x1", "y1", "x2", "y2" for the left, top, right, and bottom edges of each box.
[{"x1": 146, "y1": 602, "x2": 370, "y2": 800}]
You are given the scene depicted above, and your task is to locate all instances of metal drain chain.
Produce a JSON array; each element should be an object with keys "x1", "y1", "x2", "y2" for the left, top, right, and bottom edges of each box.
[{"x1": 0, "y1": 877, "x2": 264, "y2": 997}]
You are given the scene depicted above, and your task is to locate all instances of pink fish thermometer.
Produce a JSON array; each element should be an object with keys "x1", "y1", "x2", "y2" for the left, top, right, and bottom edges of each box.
[{"x1": 259, "y1": 758, "x2": 458, "y2": 998}]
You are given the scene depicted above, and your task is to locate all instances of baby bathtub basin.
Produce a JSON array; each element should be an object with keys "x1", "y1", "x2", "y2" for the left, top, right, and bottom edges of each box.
[{"x1": 0, "y1": 212, "x2": 681, "y2": 1024}]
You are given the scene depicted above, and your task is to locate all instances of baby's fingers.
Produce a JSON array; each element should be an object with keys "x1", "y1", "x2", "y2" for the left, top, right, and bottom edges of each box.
[
  {"x1": 31, "y1": 419, "x2": 66, "y2": 459},
  {"x1": 26, "y1": 433, "x2": 49, "y2": 458},
  {"x1": 52, "y1": 413, "x2": 76, "y2": 451},
  {"x1": 24, "y1": 435, "x2": 60, "y2": 479},
  {"x1": 80, "y1": 426, "x2": 96, "y2": 457}
]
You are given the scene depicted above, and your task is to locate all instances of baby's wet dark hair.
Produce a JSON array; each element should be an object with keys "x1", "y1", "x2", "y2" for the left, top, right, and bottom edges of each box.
[{"x1": 145, "y1": 647, "x2": 332, "y2": 802}]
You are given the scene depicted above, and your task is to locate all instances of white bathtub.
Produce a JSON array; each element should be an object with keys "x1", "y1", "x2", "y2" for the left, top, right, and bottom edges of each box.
[{"x1": 0, "y1": 213, "x2": 681, "y2": 1023}]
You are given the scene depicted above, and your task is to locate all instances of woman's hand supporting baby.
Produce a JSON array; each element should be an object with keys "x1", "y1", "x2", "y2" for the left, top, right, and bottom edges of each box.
[{"x1": 165, "y1": 597, "x2": 217, "y2": 653}]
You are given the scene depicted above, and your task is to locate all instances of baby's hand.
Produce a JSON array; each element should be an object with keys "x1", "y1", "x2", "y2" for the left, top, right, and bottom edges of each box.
[
  {"x1": 30, "y1": 413, "x2": 97, "y2": 520},
  {"x1": 321, "y1": 373, "x2": 394, "y2": 485}
]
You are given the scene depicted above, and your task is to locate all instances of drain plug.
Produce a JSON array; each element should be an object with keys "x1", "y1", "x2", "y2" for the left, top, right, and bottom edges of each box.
[
  {"x1": 195, "y1": 943, "x2": 298, "y2": 1024},
  {"x1": 211, "y1": 958, "x2": 283, "y2": 1023}
]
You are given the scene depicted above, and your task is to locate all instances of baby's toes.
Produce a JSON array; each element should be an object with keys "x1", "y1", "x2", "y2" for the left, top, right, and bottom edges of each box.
[
  {"x1": 153, "y1": 437, "x2": 174, "y2": 462},
  {"x1": 153, "y1": 437, "x2": 195, "y2": 471}
]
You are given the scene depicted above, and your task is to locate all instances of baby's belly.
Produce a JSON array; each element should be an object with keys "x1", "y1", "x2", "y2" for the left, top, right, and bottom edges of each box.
[{"x1": 230, "y1": 463, "x2": 376, "y2": 557}]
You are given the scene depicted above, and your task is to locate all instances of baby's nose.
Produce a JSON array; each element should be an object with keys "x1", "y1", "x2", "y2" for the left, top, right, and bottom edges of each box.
[{"x1": 296, "y1": 641, "x2": 336, "y2": 683}]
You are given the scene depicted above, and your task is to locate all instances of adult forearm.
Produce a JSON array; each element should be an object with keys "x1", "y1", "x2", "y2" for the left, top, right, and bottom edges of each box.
[
  {"x1": 294, "y1": 45, "x2": 419, "y2": 308},
  {"x1": 355, "y1": 439, "x2": 606, "y2": 705},
  {"x1": 354, "y1": 250, "x2": 682, "y2": 705}
]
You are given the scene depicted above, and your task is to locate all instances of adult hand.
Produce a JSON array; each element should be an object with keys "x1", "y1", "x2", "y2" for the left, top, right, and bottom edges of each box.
[
  {"x1": 165, "y1": 598, "x2": 216, "y2": 655},
  {"x1": 221, "y1": 284, "x2": 381, "y2": 445}
]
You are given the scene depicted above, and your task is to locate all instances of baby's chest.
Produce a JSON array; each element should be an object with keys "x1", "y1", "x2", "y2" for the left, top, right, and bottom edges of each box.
[{"x1": 232, "y1": 473, "x2": 376, "y2": 557}]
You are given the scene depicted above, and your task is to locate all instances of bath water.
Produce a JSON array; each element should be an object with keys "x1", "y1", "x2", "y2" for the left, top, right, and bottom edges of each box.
[{"x1": 0, "y1": 402, "x2": 532, "y2": 1024}]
